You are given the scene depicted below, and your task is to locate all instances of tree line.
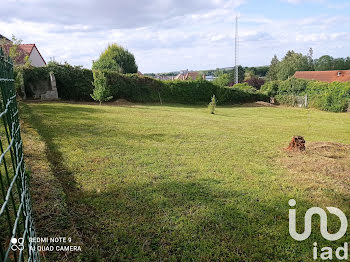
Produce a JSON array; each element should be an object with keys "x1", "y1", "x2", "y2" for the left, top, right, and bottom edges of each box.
[{"x1": 266, "y1": 48, "x2": 350, "y2": 81}]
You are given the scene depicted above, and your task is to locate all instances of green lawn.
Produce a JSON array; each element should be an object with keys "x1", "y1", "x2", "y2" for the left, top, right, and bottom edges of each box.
[{"x1": 20, "y1": 102, "x2": 350, "y2": 261}]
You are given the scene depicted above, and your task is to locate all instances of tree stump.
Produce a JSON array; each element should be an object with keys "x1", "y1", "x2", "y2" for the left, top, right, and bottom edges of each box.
[{"x1": 287, "y1": 136, "x2": 306, "y2": 151}]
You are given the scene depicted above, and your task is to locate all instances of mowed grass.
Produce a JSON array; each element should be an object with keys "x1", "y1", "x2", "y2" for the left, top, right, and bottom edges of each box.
[{"x1": 20, "y1": 102, "x2": 350, "y2": 261}]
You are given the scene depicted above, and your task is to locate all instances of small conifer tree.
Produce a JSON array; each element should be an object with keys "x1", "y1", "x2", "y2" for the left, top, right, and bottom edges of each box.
[
  {"x1": 91, "y1": 71, "x2": 113, "y2": 105},
  {"x1": 208, "y1": 95, "x2": 217, "y2": 114}
]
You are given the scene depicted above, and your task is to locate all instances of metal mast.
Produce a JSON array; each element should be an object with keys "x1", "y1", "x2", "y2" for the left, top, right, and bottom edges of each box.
[{"x1": 234, "y1": 16, "x2": 239, "y2": 85}]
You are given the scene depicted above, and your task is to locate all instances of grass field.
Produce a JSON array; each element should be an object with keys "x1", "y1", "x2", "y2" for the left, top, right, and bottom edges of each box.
[{"x1": 20, "y1": 102, "x2": 350, "y2": 261}]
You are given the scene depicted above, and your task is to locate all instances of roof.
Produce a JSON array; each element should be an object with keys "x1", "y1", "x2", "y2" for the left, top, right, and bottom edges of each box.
[
  {"x1": 0, "y1": 34, "x2": 10, "y2": 42},
  {"x1": 0, "y1": 43, "x2": 46, "y2": 65},
  {"x1": 174, "y1": 71, "x2": 204, "y2": 80},
  {"x1": 294, "y1": 70, "x2": 350, "y2": 83}
]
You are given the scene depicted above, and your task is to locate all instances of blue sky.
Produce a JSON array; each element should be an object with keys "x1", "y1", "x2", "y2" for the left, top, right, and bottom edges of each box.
[{"x1": 1, "y1": 0, "x2": 350, "y2": 73}]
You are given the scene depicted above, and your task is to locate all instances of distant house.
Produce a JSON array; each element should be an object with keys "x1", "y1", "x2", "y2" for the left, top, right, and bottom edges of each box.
[
  {"x1": 154, "y1": 75, "x2": 174, "y2": 80},
  {"x1": 1, "y1": 34, "x2": 46, "y2": 67},
  {"x1": 175, "y1": 70, "x2": 205, "y2": 80},
  {"x1": 0, "y1": 34, "x2": 11, "y2": 43},
  {"x1": 294, "y1": 70, "x2": 350, "y2": 83}
]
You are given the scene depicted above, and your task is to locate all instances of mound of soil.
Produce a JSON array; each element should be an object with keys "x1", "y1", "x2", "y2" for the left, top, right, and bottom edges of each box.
[
  {"x1": 255, "y1": 101, "x2": 276, "y2": 107},
  {"x1": 113, "y1": 99, "x2": 134, "y2": 106}
]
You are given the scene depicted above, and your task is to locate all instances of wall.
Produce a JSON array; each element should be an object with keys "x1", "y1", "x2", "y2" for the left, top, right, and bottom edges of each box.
[{"x1": 28, "y1": 46, "x2": 46, "y2": 67}]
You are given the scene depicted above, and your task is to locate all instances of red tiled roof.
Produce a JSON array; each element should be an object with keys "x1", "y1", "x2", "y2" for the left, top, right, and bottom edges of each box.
[
  {"x1": 1, "y1": 43, "x2": 46, "y2": 65},
  {"x1": 174, "y1": 71, "x2": 205, "y2": 80},
  {"x1": 294, "y1": 70, "x2": 350, "y2": 83},
  {"x1": 18, "y1": 44, "x2": 35, "y2": 55}
]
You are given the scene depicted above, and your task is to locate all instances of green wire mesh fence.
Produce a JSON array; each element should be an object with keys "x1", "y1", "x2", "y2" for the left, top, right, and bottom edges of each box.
[{"x1": 0, "y1": 48, "x2": 39, "y2": 261}]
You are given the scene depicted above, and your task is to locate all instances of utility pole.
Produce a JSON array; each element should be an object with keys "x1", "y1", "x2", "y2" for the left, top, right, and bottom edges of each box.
[{"x1": 234, "y1": 16, "x2": 239, "y2": 85}]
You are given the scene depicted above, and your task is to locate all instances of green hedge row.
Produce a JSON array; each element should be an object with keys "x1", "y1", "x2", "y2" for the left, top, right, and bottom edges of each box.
[
  {"x1": 22, "y1": 63, "x2": 268, "y2": 105},
  {"x1": 261, "y1": 78, "x2": 350, "y2": 112}
]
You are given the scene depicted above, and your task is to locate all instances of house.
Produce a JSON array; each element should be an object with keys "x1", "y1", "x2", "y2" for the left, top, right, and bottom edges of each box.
[
  {"x1": 0, "y1": 34, "x2": 46, "y2": 67},
  {"x1": 154, "y1": 75, "x2": 174, "y2": 80},
  {"x1": 0, "y1": 34, "x2": 11, "y2": 43},
  {"x1": 15, "y1": 44, "x2": 46, "y2": 67},
  {"x1": 175, "y1": 70, "x2": 205, "y2": 80},
  {"x1": 294, "y1": 70, "x2": 350, "y2": 83}
]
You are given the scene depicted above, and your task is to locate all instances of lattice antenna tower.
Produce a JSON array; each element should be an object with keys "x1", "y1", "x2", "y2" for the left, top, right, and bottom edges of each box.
[{"x1": 234, "y1": 15, "x2": 239, "y2": 85}]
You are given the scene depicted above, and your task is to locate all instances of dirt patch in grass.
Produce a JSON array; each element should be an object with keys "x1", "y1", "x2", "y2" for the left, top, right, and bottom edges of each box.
[
  {"x1": 239, "y1": 101, "x2": 276, "y2": 107},
  {"x1": 113, "y1": 98, "x2": 134, "y2": 106},
  {"x1": 281, "y1": 142, "x2": 350, "y2": 201}
]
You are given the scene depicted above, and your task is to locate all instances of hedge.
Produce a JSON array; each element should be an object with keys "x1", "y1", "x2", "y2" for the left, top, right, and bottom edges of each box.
[
  {"x1": 22, "y1": 63, "x2": 268, "y2": 105},
  {"x1": 261, "y1": 77, "x2": 350, "y2": 112}
]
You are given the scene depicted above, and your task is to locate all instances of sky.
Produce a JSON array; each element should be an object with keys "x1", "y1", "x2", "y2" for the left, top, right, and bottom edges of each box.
[{"x1": 1, "y1": 0, "x2": 350, "y2": 73}]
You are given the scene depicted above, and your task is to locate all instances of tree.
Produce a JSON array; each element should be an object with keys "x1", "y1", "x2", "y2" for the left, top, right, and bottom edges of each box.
[
  {"x1": 276, "y1": 50, "x2": 310, "y2": 80},
  {"x1": 213, "y1": 73, "x2": 231, "y2": 87},
  {"x1": 92, "y1": 43, "x2": 138, "y2": 73},
  {"x1": 208, "y1": 95, "x2": 217, "y2": 114},
  {"x1": 0, "y1": 35, "x2": 30, "y2": 66},
  {"x1": 266, "y1": 55, "x2": 280, "y2": 81},
  {"x1": 307, "y1": 48, "x2": 314, "y2": 70},
  {"x1": 245, "y1": 77, "x2": 265, "y2": 90},
  {"x1": 91, "y1": 71, "x2": 113, "y2": 104},
  {"x1": 314, "y1": 55, "x2": 334, "y2": 71}
]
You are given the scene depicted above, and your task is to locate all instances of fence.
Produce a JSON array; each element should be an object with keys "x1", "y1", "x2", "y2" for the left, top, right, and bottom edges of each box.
[{"x1": 0, "y1": 48, "x2": 39, "y2": 261}]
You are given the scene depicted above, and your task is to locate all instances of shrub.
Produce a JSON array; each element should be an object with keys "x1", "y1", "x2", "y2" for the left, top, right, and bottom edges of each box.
[
  {"x1": 263, "y1": 77, "x2": 350, "y2": 112},
  {"x1": 260, "y1": 81, "x2": 280, "y2": 97},
  {"x1": 22, "y1": 62, "x2": 268, "y2": 105},
  {"x1": 245, "y1": 77, "x2": 265, "y2": 90},
  {"x1": 23, "y1": 62, "x2": 94, "y2": 100},
  {"x1": 208, "y1": 95, "x2": 217, "y2": 114},
  {"x1": 91, "y1": 71, "x2": 112, "y2": 104}
]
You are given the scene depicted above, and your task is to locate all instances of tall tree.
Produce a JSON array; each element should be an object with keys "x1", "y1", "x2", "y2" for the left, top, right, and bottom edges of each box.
[
  {"x1": 92, "y1": 43, "x2": 138, "y2": 73},
  {"x1": 276, "y1": 51, "x2": 310, "y2": 80},
  {"x1": 307, "y1": 48, "x2": 314, "y2": 70},
  {"x1": 314, "y1": 55, "x2": 334, "y2": 71},
  {"x1": 266, "y1": 55, "x2": 280, "y2": 81}
]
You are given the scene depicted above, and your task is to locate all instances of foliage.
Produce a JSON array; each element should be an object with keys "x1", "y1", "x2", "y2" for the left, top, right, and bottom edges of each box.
[
  {"x1": 266, "y1": 50, "x2": 350, "y2": 82},
  {"x1": 245, "y1": 77, "x2": 265, "y2": 90},
  {"x1": 276, "y1": 51, "x2": 311, "y2": 80},
  {"x1": 14, "y1": 69, "x2": 25, "y2": 97},
  {"x1": 22, "y1": 62, "x2": 267, "y2": 105},
  {"x1": 266, "y1": 55, "x2": 279, "y2": 81},
  {"x1": 212, "y1": 73, "x2": 231, "y2": 87},
  {"x1": 262, "y1": 77, "x2": 350, "y2": 112},
  {"x1": 91, "y1": 71, "x2": 113, "y2": 104},
  {"x1": 260, "y1": 80, "x2": 280, "y2": 97},
  {"x1": 23, "y1": 62, "x2": 94, "y2": 100},
  {"x1": 208, "y1": 95, "x2": 217, "y2": 114},
  {"x1": 92, "y1": 43, "x2": 138, "y2": 73},
  {"x1": 314, "y1": 55, "x2": 350, "y2": 71},
  {"x1": 0, "y1": 35, "x2": 30, "y2": 67}
]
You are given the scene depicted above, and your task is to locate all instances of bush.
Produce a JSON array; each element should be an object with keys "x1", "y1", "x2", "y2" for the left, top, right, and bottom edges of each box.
[
  {"x1": 23, "y1": 62, "x2": 94, "y2": 100},
  {"x1": 263, "y1": 77, "x2": 350, "y2": 112},
  {"x1": 245, "y1": 77, "x2": 265, "y2": 90},
  {"x1": 161, "y1": 79, "x2": 216, "y2": 104},
  {"x1": 260, "y1": 81, "x2": 280, "y2": 97},
  {"x1": 22, "y1": 62, "x2": 268, "y2": 105}
]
